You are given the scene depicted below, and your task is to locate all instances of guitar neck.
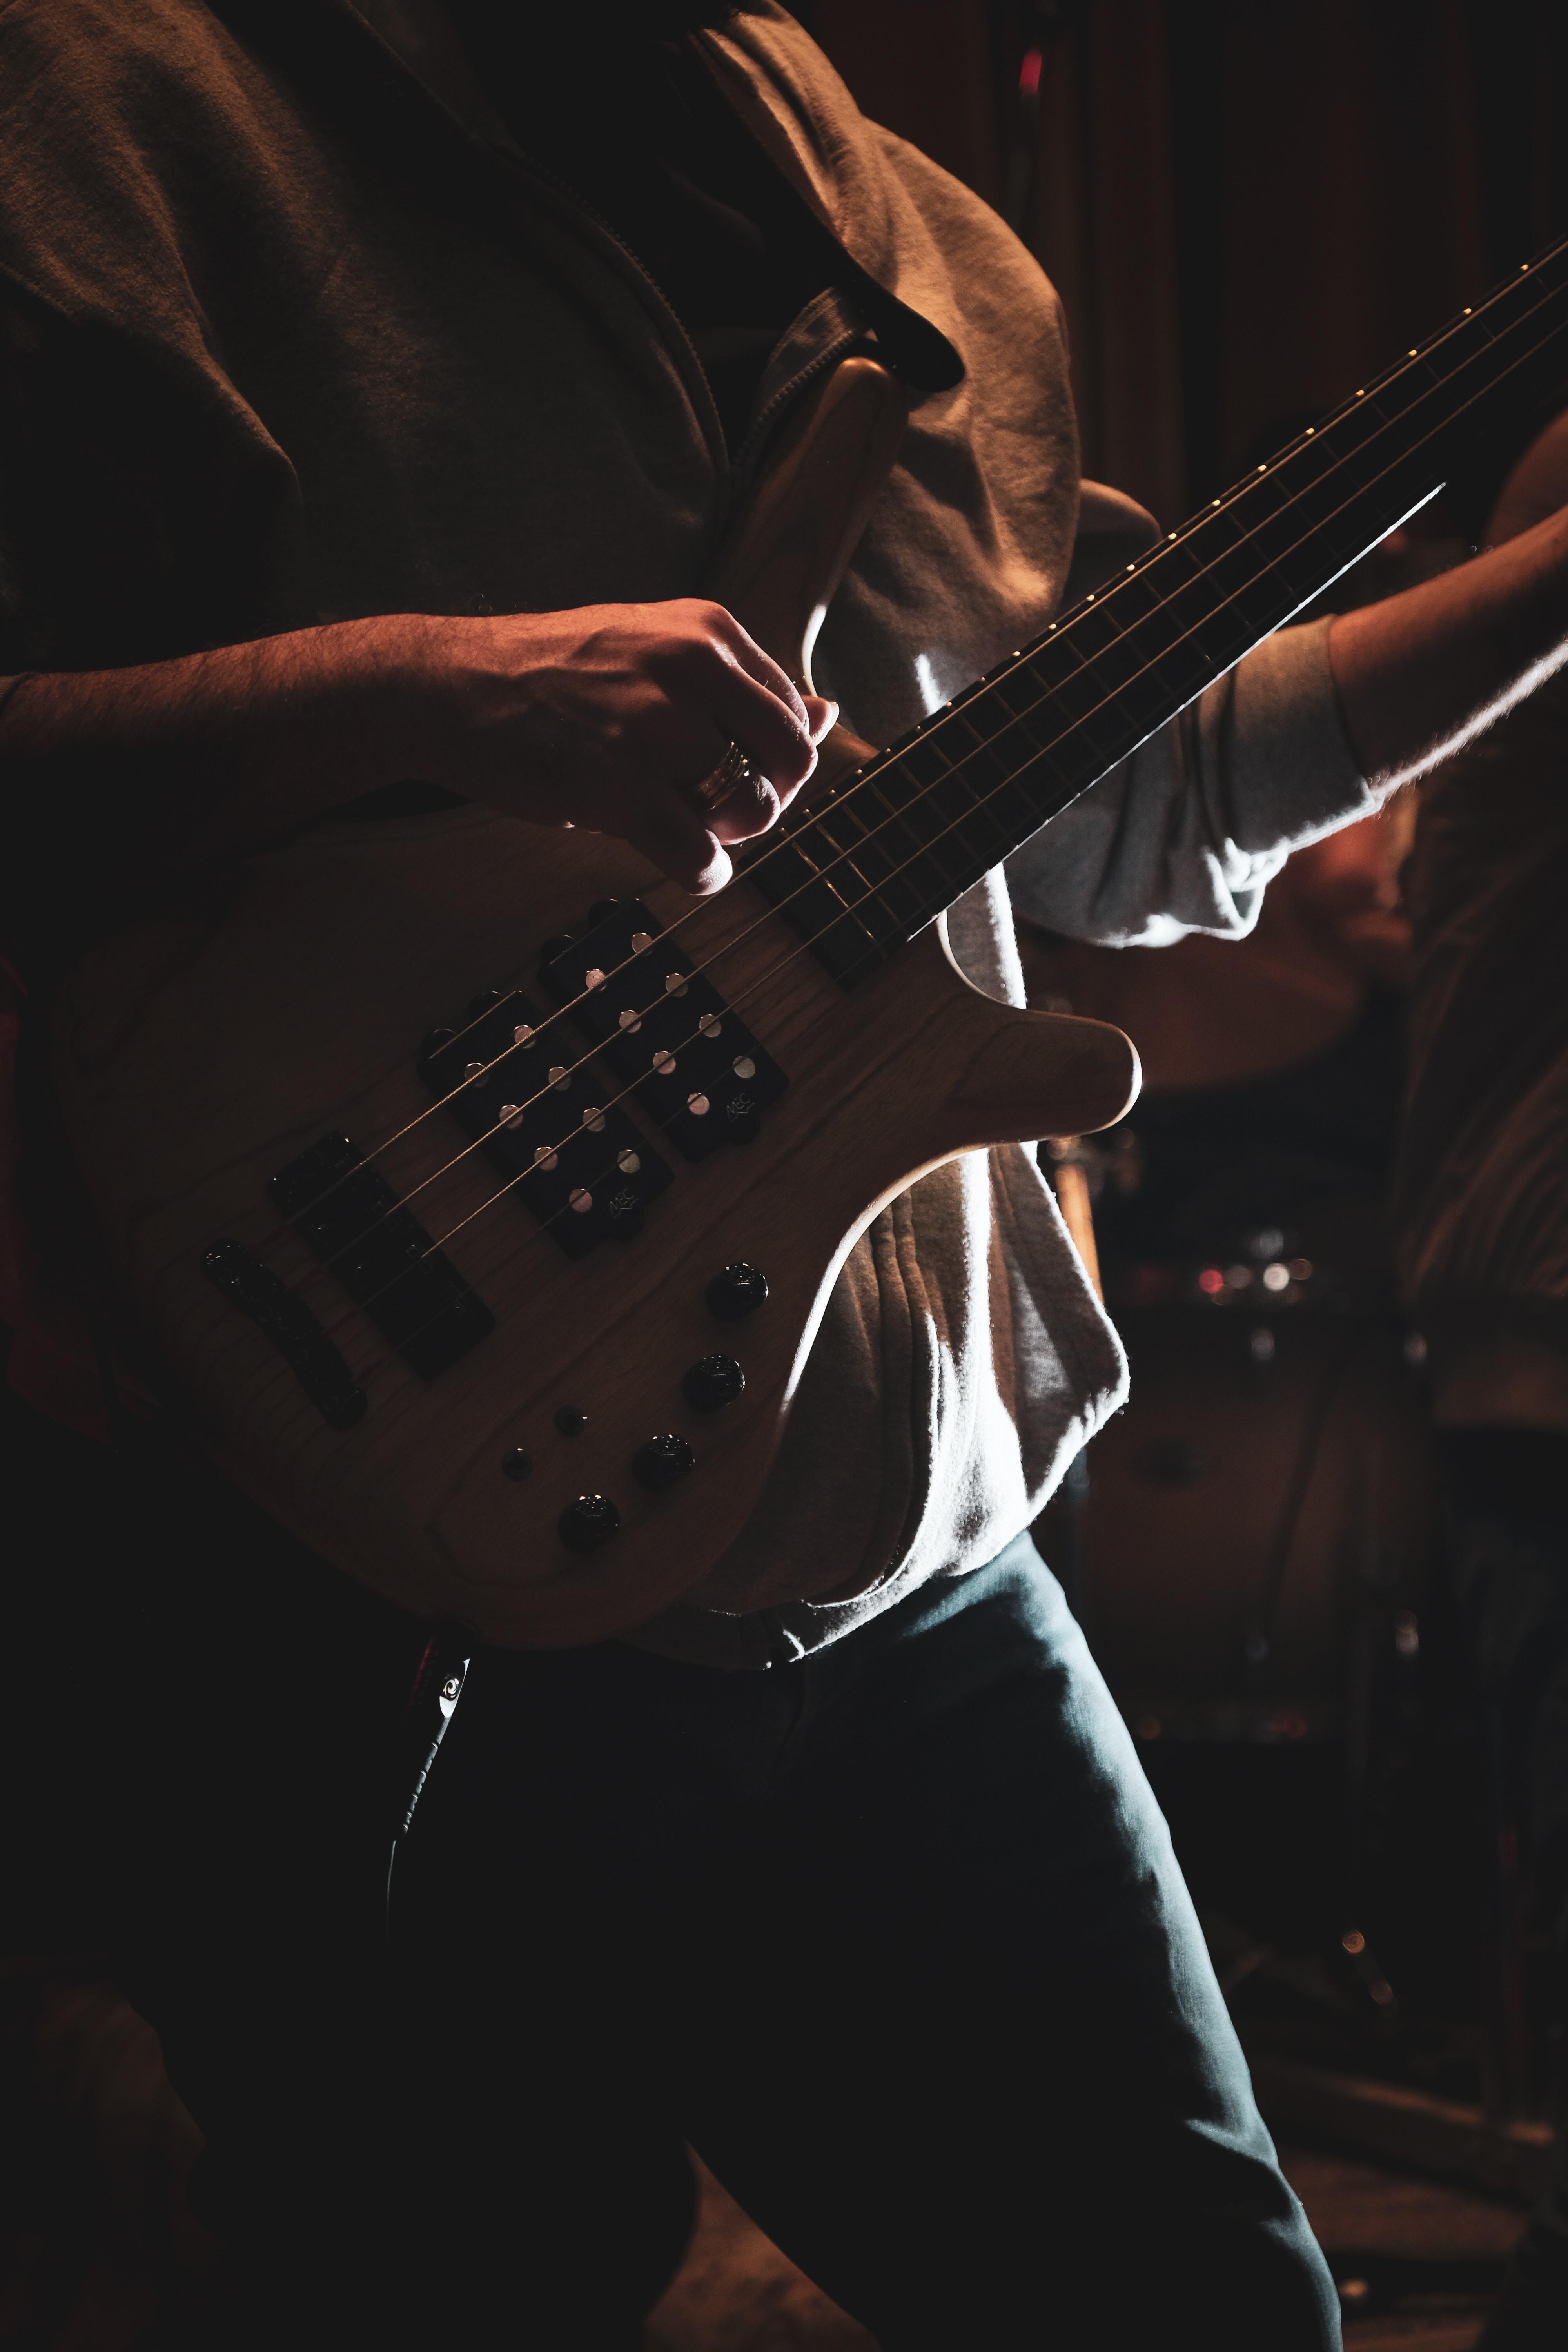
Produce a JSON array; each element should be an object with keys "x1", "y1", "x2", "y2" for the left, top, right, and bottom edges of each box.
[{"x1": 749, "y1": 232, "x2": 1568, "y2": 987}]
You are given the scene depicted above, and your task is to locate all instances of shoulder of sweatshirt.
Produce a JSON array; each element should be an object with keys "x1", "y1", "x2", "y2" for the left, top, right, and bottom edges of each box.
[{"x1": 0, "y1": 0, "x2": 400, "y2": 339}]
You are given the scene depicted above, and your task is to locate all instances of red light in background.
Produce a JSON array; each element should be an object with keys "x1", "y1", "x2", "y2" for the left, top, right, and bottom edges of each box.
[
  {"x1": 1261, "y1": 1708, "x2": 1309, "y2": 1742},
  {"x1": 1197, "y1": 1267, "x2": 1225, "y2": 1295},
  {"x1": 1018, "y1": 46, "x2": 1043, "y2": 99}
]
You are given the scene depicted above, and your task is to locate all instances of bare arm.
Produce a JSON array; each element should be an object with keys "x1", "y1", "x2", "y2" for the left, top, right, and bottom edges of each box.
[
  {"x1": 0, "y1": 602, "x2": 835, "y2": 902},
  {"x1": 1328, "y1": 504, "x2": 1568, "y2": 787}
]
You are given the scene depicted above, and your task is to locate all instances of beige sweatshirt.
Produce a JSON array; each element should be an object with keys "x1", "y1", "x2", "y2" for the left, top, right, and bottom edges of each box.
[{"x1": 0, "y1": 0, "x2": 1372, "y2": 1658}]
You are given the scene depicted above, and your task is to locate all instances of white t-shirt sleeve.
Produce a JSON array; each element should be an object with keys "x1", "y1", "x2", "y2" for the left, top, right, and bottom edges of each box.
[{"x1": 1004, "y1": 616, "x2": 1374, "y2": 946}]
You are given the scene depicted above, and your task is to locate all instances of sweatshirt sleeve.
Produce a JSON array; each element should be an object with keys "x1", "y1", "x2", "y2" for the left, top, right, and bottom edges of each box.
[{"x1": 1004, "y1": 617, "x2": 1374, "y2": 946}]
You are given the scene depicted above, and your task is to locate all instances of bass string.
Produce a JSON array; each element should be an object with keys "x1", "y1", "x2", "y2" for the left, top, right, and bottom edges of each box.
[
  {"x1": 347, "y1": 225, "x2": 1558, "y2": 1133},
  {"x1": 309, "y1": 405, "x2": 1429, "y2": 1375},
  {"x1": 274, "y1": 416, "x2": 1403, "y2": 1293},
  {"x1": 284, "y1": 324, "x2": 1514, "y2": 1327},
  {"x1": 263, "y1": 232, "x2": 1568, "y2": 1321},
  {"x1": 325, "y1": 836, "x2": 967, "y2": 1379},
  {"x1": 265, "y1": 238, "x2": 1567, "y2": 1264},
  {"x1": 319, "y1": 984, "x2": 788, "y2": 1367},
  {"x1": 249, "y1": 347, "x2": 1405, "y2": 1257}
]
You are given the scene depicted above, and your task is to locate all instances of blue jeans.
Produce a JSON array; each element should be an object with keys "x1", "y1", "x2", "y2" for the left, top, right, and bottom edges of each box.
[
  {"x1": 383, "y1": 1532, "x2": 1340, "y2": 2348},
  {"x1": 29, "y1": 1359, "x2": 1331, "y2": 2347}
]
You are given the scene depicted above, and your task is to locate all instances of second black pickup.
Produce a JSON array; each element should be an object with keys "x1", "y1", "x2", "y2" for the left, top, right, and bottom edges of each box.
[
  {"x1": 419, "y1": 992, "x2": 672, "y2": 1260},
  {"x1": 541, "y1": 900, "x2": 787, "y2": 1161}
]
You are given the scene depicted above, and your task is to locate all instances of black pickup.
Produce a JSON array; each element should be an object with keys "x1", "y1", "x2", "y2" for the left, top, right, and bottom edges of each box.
[
  {"x1": 541, "y1": 900, "x2": 787, "y2": 1161},
  {"x1": 201, "y1": 1238, "x2": 368, "y2": 1428},
  {"x1": 419, "y1": 990, "x2": 672, "y2": 1261},
  {"x1": 267, "y1": 1133, "x2": 494, "y2": 1378}
]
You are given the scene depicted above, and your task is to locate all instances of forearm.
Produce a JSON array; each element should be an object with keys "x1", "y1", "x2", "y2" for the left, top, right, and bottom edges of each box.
[
  {"x1": 0, "y1": 615, "x2": 426, "y2": 873},
  {"x1": 1328, "y1": 504, "x2": 1568, "y2": 787},
  {"x1": 0, "y1": 598, "x2": 828, "y2": 936}
]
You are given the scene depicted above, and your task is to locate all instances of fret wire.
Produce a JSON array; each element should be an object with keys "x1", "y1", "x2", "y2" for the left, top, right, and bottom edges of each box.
[
  {"x1": 829, "y1": 778, "x2": 915, "y2": 858},
  {"x1": 779, "y1": 245, "x2": 1568, "y2": 943},
  {"x1": 846, "y1": 860, "x2": 925, "y2": 924},
  {"x1": 972, "y1": 287, "x2": 1567, "y2": 760},
  {"x1": 908, "y1": 747, "x2": 1014, "y2": 872},
  {"x1": 783, "y1": 844, "x2": 900, "y2": 954},
  {"x1": 845, "y1": 773, "x2": 958, "y2": 899},
  {"x1": 883, "y1": 768, "x2": 973, "y2": 873},
  {"x1": 813, "y1": 819, "x2": 922, "y2": 921},
  {"x1": 939, "y1": 735, "x2": 1015, "y2": 836},
  {"x1": 815, "y1": 772, "x2": 962, "y2": 931},
  {"x1": 822, "y1": 308, "x2": 1568, "y2": 931}
]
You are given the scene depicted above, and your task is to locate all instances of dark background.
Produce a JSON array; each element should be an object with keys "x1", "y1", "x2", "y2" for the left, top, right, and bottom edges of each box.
[
  {"x1": 791, "y1": 0, "x2": 1568, "y2": 2096},
  {"x1": 797, "y1": 0, "x2": 1568, "y2": 529}
]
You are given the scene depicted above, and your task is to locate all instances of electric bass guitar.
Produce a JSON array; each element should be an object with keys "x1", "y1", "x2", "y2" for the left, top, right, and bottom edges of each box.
[{"x1": 51, "y1": 237, "x2": 1568, "y2": 1644}]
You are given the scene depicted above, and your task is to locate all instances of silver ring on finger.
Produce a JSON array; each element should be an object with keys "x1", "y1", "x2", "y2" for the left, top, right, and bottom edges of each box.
[{"x1": 692, "y1": 739, "x2": 755, "y2": 810}]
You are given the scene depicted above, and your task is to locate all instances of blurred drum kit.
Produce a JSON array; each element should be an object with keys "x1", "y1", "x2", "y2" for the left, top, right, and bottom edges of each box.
[
  {"x1": 1073, "y1": 1239, "x2": 1434, "y2": 1737},
  {"x1": 1018, "y1": 802, "x2": 1436, "y2": 1744}
]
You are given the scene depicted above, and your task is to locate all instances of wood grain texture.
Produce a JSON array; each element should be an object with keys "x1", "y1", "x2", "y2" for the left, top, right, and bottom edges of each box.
[
  {"x1": 49, "y1": 360, "x2": 1139, "y2": 1644},
  {"x1": 706, "y1": 354, "x2": 910, "y2": 694}
]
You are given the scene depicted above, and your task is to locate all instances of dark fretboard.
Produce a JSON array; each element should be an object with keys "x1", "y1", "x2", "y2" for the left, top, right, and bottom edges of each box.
[{"x1": 747, "y1": 234, "x2": 1568, "y2": 987}]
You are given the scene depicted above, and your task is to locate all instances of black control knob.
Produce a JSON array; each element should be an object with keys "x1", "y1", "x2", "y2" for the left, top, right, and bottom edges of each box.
[
  {"x1": 682, "y1": 1354, "x2": 745, "y2": 1412},
  {"x1": 631, "y1": 1434, "x2": 697, "y2": 1492},
  {"x1": 557, "y1": 1494, "x2": 620, "y2": 1553},
  {"x1": 705, "y1": 1262, "x2": 769, "y2": 1322}
]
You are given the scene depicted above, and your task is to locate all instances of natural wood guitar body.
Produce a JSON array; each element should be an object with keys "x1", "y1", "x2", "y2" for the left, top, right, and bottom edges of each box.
[{"x1": 49, "y1": 361, "x2": 1139, "y2": 1645}]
